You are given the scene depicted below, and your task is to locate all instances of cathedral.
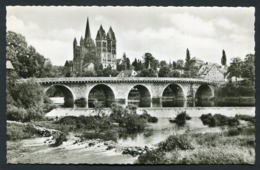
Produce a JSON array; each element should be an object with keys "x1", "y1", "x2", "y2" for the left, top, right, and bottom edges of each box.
[{"x1": 71, "y1": 18, "x2": 117, "y2": 76}]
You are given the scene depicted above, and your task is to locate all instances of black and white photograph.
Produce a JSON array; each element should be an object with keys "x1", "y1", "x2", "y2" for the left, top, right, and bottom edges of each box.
[{"x1": 5, "y1": 6, "x2": 255, "y2": 164}]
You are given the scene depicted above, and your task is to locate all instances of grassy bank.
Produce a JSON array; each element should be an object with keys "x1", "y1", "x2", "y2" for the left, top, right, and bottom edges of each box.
[{"x1": 137, "y1": 125, "x2": 255, "y2": 164}]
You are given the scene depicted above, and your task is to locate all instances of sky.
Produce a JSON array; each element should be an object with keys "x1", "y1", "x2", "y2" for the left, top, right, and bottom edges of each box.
[{"x1": 6, "y1": 6, "x2": 255, "y2": 66}]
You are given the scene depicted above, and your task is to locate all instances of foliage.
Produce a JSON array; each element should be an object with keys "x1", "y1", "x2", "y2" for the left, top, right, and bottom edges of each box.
[
  {"x1": 158, "y1": 67, "x2": 171, "y2": 77},
  {"x1": 185, "y1": 48, "x2": 191, "y2": 70},
  {"x1": 159, "y1": 134, "x2": 194, "y2": 151},
  {"x1": 137, "y1": 130, "x2": 255, "y2": 164},
  {"x1": 6, "y1": 31, "x2": 54, "y2": 78},
  {"x1": 139, "y1": 68, "x2": 157, "y2": 77},
  {"x1": 6, "y1": 105, "x2": 29, "y2": 122},
  {"x1": 227, "y1": 57, "x2": 242, "y2": 80},
  {"x1": 200, "y1": 113, "x2": 239, "y2": 127},
  {"x1": 58, "y1": 115, "x2": 113, "y2": 131},
  {"x1": 221, "y1": 50, "x2": 227, "y2": 66},
  {"x1": 6, "y1": 122, "x2": 39, "y2": 141},
  {"x1": 74, "y1": 98, "x2": 87, "y2": 107},
  {"x1": 235, "y1": 114, "x2": 255, "y2": 124},
  {"x1": 119, "y1": 113, "x2": 147, "y2": 132},
  {"x1": 143, "y1": 53, "x2": 159, "y2": 70},
  {"x1": 7, "y1": 78, "x2": 46, "y2": 121},
  {"x1": 9, "y1": 79, "x2": 44, "y2": 109},
  {"x1": 102, "y1": 66, "x2": 119, "y2": 77},
  {"x1": 217, "y1": 82, "x2": 255, "y2": 97},
  {"x1": 169, "y1": 70, "x2": 181, "y2": 77},
  {"x1": 170, "y1": 111, "x2": 191, "y2": 126},
  {"x1": 137, "y1": 149, "x2": 168, "y2": 164},
  {"x1": 139, "y1": 110, "x2": 158, "y2": 123},
  {"x1": 110, "y1": 104, "x2": 157, "y2": 132}
]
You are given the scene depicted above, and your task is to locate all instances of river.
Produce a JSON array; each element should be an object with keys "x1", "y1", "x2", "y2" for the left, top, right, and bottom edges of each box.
[{"x1": 7, "y1": 107, "x2": 255, "y2": 164}]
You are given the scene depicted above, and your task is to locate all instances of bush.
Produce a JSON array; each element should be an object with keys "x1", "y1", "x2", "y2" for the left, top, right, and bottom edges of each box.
[
  {"x1": 227, "y1": 126, "x2": 255, "y2": 137},
  {"x1": 6, "y1": 122, "x2": 39, "y2": 141},
  {"x1": 110, "y1": 104, "x2": 125, "y2": 123},
  {"x1": 170, "y1": 111, "x2": 191, "y2": 126},
  {"x1": 58, "y1": 115, "x2": 113, "y2": 131},
  {"x1": 137, "y1": 149, "x2": 168, "y2": 164},
  {"x1": 139, "y1": 110, "x2": 158, "y2": 123},
  {"x1": 74, "y1": 98, "x2": 87, "y2": 108},
  {"x1": 200, "y1": 113, "x2": 213, "y2": 125},
  {"x1": 7, "y1": 104, "x2": 28, "y2": 122},
  {"x1": 235, "y1": 114, "x2": 255, "y2": 124},
  {"x1": 200, "y1": 113, "x2": 239, "y2": 127},
  {"x1": 120, "y1": 114, "x2": 147, "y2": 132},
  {"x1": 158, "y1": 134, "x2": 194, "y2": 151}
]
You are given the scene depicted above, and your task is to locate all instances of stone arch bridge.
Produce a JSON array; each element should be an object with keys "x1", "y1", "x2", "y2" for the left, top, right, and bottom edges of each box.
[{"x1": 31, "y1": 77, "x2": 218, "y2": 108}]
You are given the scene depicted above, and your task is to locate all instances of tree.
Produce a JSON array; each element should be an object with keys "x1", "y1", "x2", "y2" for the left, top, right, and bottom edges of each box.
[
  {"x1": 143, "y1": 53, "x2": 158, "y2": 70},
  {"x1": 185, "y1": 48, "x2": 191, "y2": 70},
  {"x1": 132, "y1": 58, "x2": 138, "y2": 70},
  {"x1": 221, "y1": 50, "x2": 227, "y2": 66},
  {"x1": 169, "y1": 70, "x2": 180, "y2": 77},
  {"x1": 158, "y1": 67, "x2": 171, "y2": 77},
  {"x1": 241, "y1": 54, "x2": 255, "y2": 82},
  {"x1": 6, "y1": 31, "x2": 54, "y2": 78},
  {"x1": 172, "y1": 61, "x2": 177, "y2": 69},
  {"x1": 139, "y1": 68, "x2": 157, "y2": 77},
  {"x1": 159, "y1": 60, "x2": 167, "y2": 68},
  {"x1": 126, "y1": 57, "x2": 131, "y2": 69},
  {"x1": 227, "y1": 57, "x2": 242, "y2": 82}
]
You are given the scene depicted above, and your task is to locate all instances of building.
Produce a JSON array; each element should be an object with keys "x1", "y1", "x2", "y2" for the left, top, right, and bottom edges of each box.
[
  {"x1": 96, "y1": 26, "x2": 117, "y2": 70},
  {"x1": 190, "y1": 57, "x2": 204, "y2": 68},
  {"x1": 117, "y1": 69, "x2": 138, "y2": 77},
  {"x1": 72, "y1": 18, "x2": 117, "y2": 76},
  {"x1": 197, "y1": 64, "x2": 225, "y2": 82}
]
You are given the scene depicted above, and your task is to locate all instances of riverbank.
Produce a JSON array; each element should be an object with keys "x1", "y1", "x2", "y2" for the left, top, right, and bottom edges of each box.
[
  {"x1": 45, "y1": 107, "x2": 255, "y2": 118},
  {"x1": 7, "y1": 107, "x2": 256, "y2": 164}
]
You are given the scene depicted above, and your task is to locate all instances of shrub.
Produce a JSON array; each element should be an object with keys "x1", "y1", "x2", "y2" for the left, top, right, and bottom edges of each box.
[
  {"x1": 170, "y1": 111, "x2": 191, "y2": 126},
  {"x1": 200, "y1": 113, "x2": 239, "y2": 127},
  {"x1": 7, "y1": 104, "x2": 28, "y2": 122},
  {"x1": 120, "y1": 114, "x2": 147, "y2": 132},
  {"x1": 110, "y1": 104, "x2": 125, "y2": 123},
  {"x1": 139, "y1": 110, "x2": 158, "y2": 123},
  {"x1": 74, "y1": 98, "x2": 87, "y2": 108},
  {"x1": 158, "y1": 134, "x2": 194, "y2": 151},
  {"x1": 227, "y1": 126, "x2": 255, "y2": 137},
  {"x1": 137, "y1": 149, "x2": 167, "y2": 164},
  {"x1": 58, "y1": 115, "x2": 113, "y2": 131},
  {"x1": 235, "y1": 114, "x2": 255, "y2": 124},
  {"x1": 6, "y1": 122, "x2": 39, "y2": 141},
  {"x1": 200, "y1": 113, "x2": 213, "y2": 125}
]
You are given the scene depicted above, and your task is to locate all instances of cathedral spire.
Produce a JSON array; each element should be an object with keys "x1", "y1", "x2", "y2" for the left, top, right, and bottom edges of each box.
[{"x1": 85, "y1": 17, "x2": 91, "y2": 39}]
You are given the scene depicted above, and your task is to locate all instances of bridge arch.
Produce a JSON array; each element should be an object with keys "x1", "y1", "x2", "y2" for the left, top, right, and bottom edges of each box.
[
  {"x1": 45, "y1": 84, "x2": 75, "y2": 108},
  {"x1": 195, "y1": 84, "x2": 214, "y2": 100},
  {"x1": 127, "y1": 84, "x2": 152, "y2": 107},
  {"x1": 161, "y1": 83, "x2": 185, "y2": 107},
  {"x1": 87, "y1": 84, "x2": 116, "y2": 108}
]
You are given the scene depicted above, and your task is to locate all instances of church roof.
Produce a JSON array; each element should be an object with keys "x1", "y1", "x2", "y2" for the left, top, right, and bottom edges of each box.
[
  {"x1": 96, "y1": 25, "x2": 107, "y2": 40},
  {"x1": 107, "y1": 27, "x2": 116, "y2": 40},
  {"x1": 85, "y1": 18, "x2": 92, "y2": 40}
]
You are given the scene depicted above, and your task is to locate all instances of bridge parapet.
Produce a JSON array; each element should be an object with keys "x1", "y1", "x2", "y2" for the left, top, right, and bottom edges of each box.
[{"x1": 32, "y1": 77, "x2": 217, "y2": 85}]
